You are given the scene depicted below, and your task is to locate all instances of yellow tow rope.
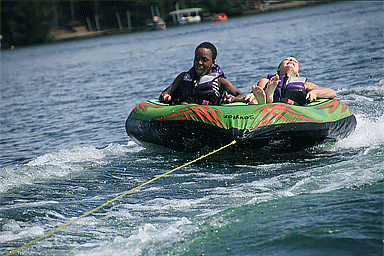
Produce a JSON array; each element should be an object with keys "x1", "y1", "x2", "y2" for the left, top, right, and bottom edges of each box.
[{"x1": 4, "y1": 140, "x2": 236, "y2": 256}]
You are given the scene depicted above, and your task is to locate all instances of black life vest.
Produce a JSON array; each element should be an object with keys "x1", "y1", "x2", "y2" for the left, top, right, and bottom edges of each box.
[
  {"x1": 269, "y1": 74, "x2": 308, "y2": 106},
  {"x1": 172, "y1": 65, "x2": 226, "y2": 105}
]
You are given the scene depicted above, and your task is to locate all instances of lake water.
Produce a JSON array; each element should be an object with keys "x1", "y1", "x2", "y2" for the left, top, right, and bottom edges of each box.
[{"x1": 1, "y1": 1, "x2": 383, "y2": 255}]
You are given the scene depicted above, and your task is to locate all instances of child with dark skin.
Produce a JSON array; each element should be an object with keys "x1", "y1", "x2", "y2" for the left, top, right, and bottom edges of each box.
[{"x1": 159, "y1": 42, "x2": 245, "y2": 105}]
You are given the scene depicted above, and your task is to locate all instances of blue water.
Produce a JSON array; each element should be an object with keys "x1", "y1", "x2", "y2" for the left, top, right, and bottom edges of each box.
[{"x1": 1, "y1": 1, "x2": 383, "y2": 255}]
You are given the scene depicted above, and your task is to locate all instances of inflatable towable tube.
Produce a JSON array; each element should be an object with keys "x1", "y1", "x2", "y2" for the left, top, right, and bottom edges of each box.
[{"x1": 125, "y1": 99, "x2": 356, "y2": 152}]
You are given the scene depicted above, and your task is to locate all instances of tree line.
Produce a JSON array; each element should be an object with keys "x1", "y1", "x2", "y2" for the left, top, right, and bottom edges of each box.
[{"x1": 1, "y1": 1, "x2": 334, "y2": 49}]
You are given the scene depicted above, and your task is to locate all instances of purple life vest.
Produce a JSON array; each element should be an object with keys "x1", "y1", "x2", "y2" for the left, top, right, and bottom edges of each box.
[
  {"x1": 178, "y1": 64, "x2": 226, "y2": 105},
  {"x1": 267, "y1": 74, "x2": 307, "y2": 106}
]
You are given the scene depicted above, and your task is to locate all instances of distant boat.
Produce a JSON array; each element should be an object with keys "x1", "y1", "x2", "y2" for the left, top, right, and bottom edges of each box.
[
  {"x1": 146, "y1": 16, "x2": 166, "y2": 31},
  {"x1": 213, "y1": 13, "x2": 228, "y2": 22},
  {"x1": 168, "y1": 8, "x2": 202, "y2": 25}
]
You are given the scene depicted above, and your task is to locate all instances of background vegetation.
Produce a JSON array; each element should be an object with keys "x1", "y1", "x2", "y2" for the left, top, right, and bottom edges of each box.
[{"x1": 1, "y1": 1, "x2": 333, "y2": 49}]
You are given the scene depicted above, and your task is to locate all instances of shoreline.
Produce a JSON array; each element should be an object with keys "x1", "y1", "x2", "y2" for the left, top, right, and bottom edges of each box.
[
  {"x1": 48, "y1": 1, "x2": 319, "y2": 43},
  {"x1": 2, "y1": 1, "x2": 333, "y2": 48}
]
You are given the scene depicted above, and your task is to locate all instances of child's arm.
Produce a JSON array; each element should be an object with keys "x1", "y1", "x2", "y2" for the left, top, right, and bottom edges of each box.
[
  {"x1": 305, "y1": 82, "x2": 336, "y2": 102},
  {"x1": 219, "y1": 77, "x2": 245, "y2": 103},
  {"x1": 159, "y1": 72, "x2": 185, "y2": 103}
]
